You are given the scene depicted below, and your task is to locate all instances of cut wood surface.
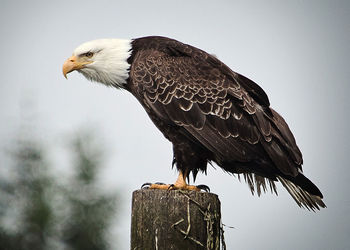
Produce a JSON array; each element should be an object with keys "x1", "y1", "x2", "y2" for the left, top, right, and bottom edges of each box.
[{"x1": 131, "y1": 189, "x2": 222, "y2": 250}]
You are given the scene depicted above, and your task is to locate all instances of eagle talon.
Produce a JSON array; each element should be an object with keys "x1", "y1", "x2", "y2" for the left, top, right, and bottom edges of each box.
[
  {"x1": 141, "y1": 182, "x2": 152, "y2": 189},
  {"x1": 196, "y1": 184, "x2": 210, "y2": 192}
]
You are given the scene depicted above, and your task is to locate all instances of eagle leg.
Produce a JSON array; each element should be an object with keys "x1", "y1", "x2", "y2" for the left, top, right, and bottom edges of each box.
[{"x1": 141, "y1": 171, "x2": 209, "y2": 191}]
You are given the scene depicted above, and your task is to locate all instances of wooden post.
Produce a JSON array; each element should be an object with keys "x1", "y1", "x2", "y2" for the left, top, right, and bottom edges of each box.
[{"x1": 131, "y1": 189, "x2": 222, "y2": 250}]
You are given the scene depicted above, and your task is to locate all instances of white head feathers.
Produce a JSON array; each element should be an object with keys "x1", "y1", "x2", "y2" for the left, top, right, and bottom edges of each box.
[{"x1": 73, "y1": 39, "x2": 132, "y2": 88}]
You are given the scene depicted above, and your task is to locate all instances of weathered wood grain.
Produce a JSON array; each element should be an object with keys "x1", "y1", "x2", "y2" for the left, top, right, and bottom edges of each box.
[{"x1": 131, "y1": 189, "x2": 221, "y2": 250}]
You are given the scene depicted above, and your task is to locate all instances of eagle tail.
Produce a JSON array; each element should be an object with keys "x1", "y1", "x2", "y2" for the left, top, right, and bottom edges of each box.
[
  {"x1": 237, "y1": 172, "x2": 277, "y2": 196},
  {"x1": 277, "y1": 176, "x2": 326, "y2": 211},
  {"x1": 236, "y1": 172, "x2": 326, "y2": 211}
]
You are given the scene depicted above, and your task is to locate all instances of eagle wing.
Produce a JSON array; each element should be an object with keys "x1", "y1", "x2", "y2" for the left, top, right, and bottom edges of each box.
[{"x1": 130, "y1": 47, "x2": 302, "y2": 175}]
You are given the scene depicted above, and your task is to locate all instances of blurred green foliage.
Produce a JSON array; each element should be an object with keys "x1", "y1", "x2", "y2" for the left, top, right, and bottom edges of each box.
[{"x1": 0, "y1": 131, "x2": 118, "y2": 250}]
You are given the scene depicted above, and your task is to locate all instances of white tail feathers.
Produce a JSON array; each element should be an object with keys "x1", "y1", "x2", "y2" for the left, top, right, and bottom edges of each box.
[
  {"x1": 277, "y1": 176, "x2": 326, "y2": 211},
  {"x1": 237, "y1": 173, "x2": 326, "y2": 211}
]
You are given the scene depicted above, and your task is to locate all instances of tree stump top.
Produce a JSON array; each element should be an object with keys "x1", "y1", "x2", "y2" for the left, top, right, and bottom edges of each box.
[{"x1": 131, "y1": 189, "x2": 222, "y2": 250}]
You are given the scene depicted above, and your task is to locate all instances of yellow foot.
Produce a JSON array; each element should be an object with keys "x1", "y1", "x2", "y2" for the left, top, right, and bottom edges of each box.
[
  {"x1": 141, "y1": 182, "x2": 209, "y2": 192},
  {"x1": 141, "y1": 171, "x2": 210, "y2": 192},
  {"x1": 155, "y1": 183, "x2": 200, "y2": 191}
]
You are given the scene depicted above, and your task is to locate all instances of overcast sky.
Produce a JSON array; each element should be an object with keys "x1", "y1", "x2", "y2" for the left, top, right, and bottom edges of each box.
[{"x1": 1, "y1": 0, "x2": 349, "y2": 249}]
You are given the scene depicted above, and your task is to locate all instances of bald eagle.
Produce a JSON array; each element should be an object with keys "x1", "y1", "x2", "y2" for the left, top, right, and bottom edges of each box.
[{"x1": 63, "y1": 36, "x2": 325, "y2": 210}]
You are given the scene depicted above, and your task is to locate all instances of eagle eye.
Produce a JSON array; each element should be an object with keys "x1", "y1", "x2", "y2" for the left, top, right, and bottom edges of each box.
[{"x1": 83, "y1": 52, "x2": 94, "y2": 58}]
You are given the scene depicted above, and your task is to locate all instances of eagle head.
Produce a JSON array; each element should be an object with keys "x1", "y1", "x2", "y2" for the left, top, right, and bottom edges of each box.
[{"x1": 62, "y1": 39, "x2": 132, "y2": 88}]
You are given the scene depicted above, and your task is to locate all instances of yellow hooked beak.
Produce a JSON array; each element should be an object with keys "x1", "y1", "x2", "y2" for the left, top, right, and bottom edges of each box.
[{"x1": 62, "y1": 55, "x2": 92, "y2": 79}]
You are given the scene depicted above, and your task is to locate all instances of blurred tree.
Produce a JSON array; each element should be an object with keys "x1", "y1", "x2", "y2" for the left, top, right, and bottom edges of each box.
[
  {"x1": 0, "y1": 130, "x2": 118, "y2": 250},
  {"x1": 62, "y1": 131, "x2": 117, "y2": 250},
  {"x1": 0, "y1": 138, "x2": 55, "y2": 250}
]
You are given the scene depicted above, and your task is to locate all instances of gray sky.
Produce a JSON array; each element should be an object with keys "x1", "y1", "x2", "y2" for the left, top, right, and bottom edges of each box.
[{"x1": 1, "y1": 0, "x2": 349, "y2": 249}]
